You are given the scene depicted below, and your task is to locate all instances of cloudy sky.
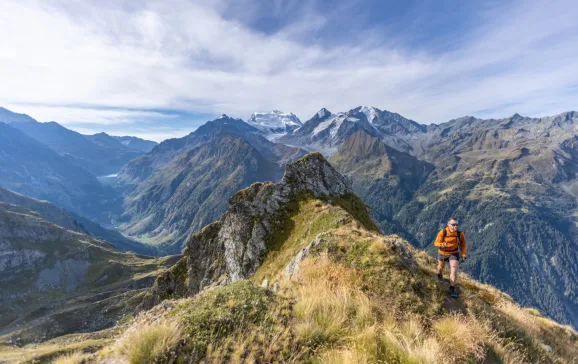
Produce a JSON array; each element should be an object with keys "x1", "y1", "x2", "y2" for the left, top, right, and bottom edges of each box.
[{"x1": 1, "y1": 0, "x2": 577, "y2": 141}]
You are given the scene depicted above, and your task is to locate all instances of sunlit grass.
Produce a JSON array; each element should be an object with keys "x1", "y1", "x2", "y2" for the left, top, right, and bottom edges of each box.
[{"x1": 115, "y1": 320, "x2": 182, "y2": 364}]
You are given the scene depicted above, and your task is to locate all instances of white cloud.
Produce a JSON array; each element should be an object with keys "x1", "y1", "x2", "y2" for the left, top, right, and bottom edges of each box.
[{"x1": 0, "y1": 0, "x2": 576, "y2": 141}]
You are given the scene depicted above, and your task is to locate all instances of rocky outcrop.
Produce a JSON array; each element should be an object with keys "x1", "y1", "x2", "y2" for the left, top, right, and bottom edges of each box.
[{"x1": 137, "y1": 152, "x2": 355, "y2": 311}]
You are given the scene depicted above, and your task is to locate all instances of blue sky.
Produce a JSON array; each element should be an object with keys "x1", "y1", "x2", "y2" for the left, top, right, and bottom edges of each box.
[{"x1": 0, "y1": 0, "x2": 577, "y2": 141}]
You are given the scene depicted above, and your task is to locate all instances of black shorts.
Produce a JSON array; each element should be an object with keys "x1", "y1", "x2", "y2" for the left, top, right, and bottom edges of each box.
[{"x1": 438, "y1": 252, "x2": 460, "y2": 262}]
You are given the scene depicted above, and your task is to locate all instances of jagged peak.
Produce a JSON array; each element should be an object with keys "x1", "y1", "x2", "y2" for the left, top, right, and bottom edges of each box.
[
  {"x1": 280, "y1": 152, "x2": 351, "y2": 197},
  {"x1": 316, "y1": 108, "x2": 331, "y2": 119}
]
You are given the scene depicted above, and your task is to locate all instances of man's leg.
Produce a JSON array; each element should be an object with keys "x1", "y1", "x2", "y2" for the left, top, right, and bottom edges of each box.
[
  {"x1": 437, "y1": 259, "x2": 445, "y2": 274},
  {"x1": 437, "y1": 259, "x2": 445, "y2": 281},
  {"x1": 449, "y1": 259, "x2": 459, "y2": 287}
]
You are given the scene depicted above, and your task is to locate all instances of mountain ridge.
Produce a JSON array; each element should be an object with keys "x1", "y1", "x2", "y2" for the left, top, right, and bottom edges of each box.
[{"x1": 24, "y1": 152, "x2": 577, "y2": 364}]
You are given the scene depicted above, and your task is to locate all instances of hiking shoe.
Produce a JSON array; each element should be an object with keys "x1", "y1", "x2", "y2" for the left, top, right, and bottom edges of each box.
[
  {"x1": 449, "y1": 285, "x2": 458, "y2": 298},
  {"x1": 437, "y1": 273, "x2": 443, "y2": 282}
]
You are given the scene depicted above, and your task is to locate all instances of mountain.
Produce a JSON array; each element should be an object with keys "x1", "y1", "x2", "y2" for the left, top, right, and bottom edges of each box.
[
  {"x1": 330, "y1": 129, "x2": 434, "y2": 233},
  {"x1": 310, "y1": 108, "x2": 578, "y2": 327},
  {"x1": 84, "y1": 132, "x2": 129, "y2": 150},
  {"x1": 22, "y1": 153, "x2": 577, "y2": 364},
  {"x1": 119, "y1": 115, "x2": 306, "y2": 253},
  {"x1": 0, "y1": 107, "x2": 145, "y2": 175},
  {"x1": 117, "y1": 115, "x2": 266, "y2": 185},
  {"x1": 115, "y1": 107, "x2": 578, "y2": 326},
  {"x1": 0, "y1": 202, "x2": 179, "y2": 349},
  {"x1": 0, "y1": 123, "x2": 120, "y2": 222},
  {"x1": 136, "y1": 152, "x2": 373, "y2": 309},
  {"x1": 112, "y1": 135, "x2": 158, "y2": 153},
  {"x1": 279, "y1": 106, "x2": 424, "y2": 155},
  {"x1": 0, "y1": 186, "x2": 86, "y2": 233},
  {"x1": 392, "y1": 111, "x2": 578, "y2": 326},
  {"x1": 0, "y1": 107, "x2": 36, "y2": 124},
  {"x1": 246, "y1": 110, "x2": 302, "y2": 139}
]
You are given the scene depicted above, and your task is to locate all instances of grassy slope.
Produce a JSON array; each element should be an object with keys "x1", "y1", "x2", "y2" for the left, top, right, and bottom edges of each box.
[
  {"x1": 42, "y1": 195, "x2": 577, "y2": 364},
  {"x1": 0, "y1": 208, "x2": 180, "y2": 360}
]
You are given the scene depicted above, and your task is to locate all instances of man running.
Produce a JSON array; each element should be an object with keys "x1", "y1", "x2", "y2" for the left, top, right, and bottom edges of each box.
[{"x1": 434, "y1": 217, "x2": 467, "y2": 297}]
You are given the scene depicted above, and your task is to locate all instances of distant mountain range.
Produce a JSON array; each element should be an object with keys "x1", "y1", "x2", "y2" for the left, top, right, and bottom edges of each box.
[
  {"x1": 114, "y1": 106, "x2": 578, "y2": 327},
  {"x1": 0, "y1": 107, "x2": 157, "y2": 224},
  {"x1": 0, "y1": 104, "x2": 576, "y2": 326}
]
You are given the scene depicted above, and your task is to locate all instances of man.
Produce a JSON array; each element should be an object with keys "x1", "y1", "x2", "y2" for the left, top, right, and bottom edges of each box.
[{"x1": 434, "y1": 217, "x2": 467, "y2": 298}]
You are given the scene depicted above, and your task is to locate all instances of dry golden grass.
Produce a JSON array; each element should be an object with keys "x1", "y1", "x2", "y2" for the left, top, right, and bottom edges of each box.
[
  {"x1": 496, "y1": 299, "x2": 541, "y2": 336},
  {"x1": 292, "y1": 256, "x2": 373, "y2": 347},
  {"x1": 381, "y1": 317, "x2": 441, "y2": 364},
  {"x1": 432, "y1": 315, "x2": 486, "y2": 362},
  {"x1": 91, "y1": 219, "x2": 578, "y2": 364},
  {"x1": 52, "y1": 351, "x2": 88, "y2": 364},
  {"x1": 115, "y1": 319, "x2": 182, "y2": 364}
]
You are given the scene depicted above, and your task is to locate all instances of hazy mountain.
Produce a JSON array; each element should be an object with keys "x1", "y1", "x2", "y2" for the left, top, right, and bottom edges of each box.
[
  {"x1": 0, "y1": 202, "x2": 179, "y2": 346},
  {"x1": 0, "y1": 122, "x2": 120, "y2": 222},
  {"x1": 113, "y1": 135, "x2": 158, "y2": 152},
  {"x1": 0, "y1": 186, "x2": 86, "y2": 233},
  {"x1": 0, "y1": 107, "x2": 36, "y2": 124},
  {"x1": 85, "y1": 132, "x2": 129, "y2": 150},
  {"x1": 0, "y1": 107, "x2": 144, "y2": 175},
  {"x1": 119, "y1": 115, "x2": 305, "y2": 253},
  {"x1": 0, "y1": 186, "x2": 155, "y2": 255},
  {"x1": 117, "y1": 115, "x2": 264, "y2": 185},
  {"x1": 246, "y1": 110, "x2": 302, "y2": 140}
]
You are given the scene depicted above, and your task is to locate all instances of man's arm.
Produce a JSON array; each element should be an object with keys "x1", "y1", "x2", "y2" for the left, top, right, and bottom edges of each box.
[
  {"x1": 433, "y1": 229, "x2": 444, "y2": 247},
  {"x1": 460, "y1": 232, "x2": 467, "y2": 257}
]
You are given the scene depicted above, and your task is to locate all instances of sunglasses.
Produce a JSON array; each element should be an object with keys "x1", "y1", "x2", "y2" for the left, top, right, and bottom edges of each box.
[{"x1": 450, "y1": 223, "x2": 458, "y2": 226}]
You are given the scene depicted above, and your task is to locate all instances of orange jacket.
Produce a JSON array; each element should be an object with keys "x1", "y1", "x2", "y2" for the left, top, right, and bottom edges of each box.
[{"x1": 434, "y1": 228, "x2": 467, "y2": 257}]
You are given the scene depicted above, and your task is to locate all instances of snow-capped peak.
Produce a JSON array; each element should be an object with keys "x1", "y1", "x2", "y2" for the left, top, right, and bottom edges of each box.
[
  {"x1": 247, "y1": 110, "x2": 303, "y2": 140},
  {"x1": 317, "y1": 108, "x2": 330, "y2": 119},
  {"x1": 359, "y1": 106, "x2": 380, "y2": 124}
]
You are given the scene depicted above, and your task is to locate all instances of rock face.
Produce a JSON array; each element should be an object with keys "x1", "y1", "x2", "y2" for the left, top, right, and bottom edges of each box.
[{"x1": 138, "y1": 152, "x2": 354, "y2": 311}]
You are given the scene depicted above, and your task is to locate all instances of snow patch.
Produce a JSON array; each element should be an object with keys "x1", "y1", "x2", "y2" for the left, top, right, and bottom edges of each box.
[
  {"x1": 247, "y1": 110, "x2": 302, "y2": 136},
  {"x1": 360, "y1": 106, "x2": 379, "y2": 124}
]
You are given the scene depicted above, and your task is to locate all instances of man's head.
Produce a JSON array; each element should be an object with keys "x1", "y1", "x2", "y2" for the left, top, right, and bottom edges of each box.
[{"x1": 447, "y1": 217, "x2": 458, "y2": 232}]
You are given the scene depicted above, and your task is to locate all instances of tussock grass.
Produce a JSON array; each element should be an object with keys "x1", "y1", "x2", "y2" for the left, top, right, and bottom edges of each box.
[
  {"x1": 52, "y1": 351, "x2": 88, "y2": 364},
  {"x1": 496, "y1": 299, "x2": 541, "y2": 336},
  {"x1": 432, "y1": 315, "x2": 485, "y2": 362},
  {"x1": 115, "y1": 320, "x2": 182, "y2": 364},
  {"x1": 292, "y1": 256, "x2": 372, "y2": 347},
  {"x1": 380, "y1": 318, "x2": 441, "y2": 364}
]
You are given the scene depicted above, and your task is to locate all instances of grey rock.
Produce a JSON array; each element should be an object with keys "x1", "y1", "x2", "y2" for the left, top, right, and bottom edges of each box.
[{"x1": 284, "y1": 232, "x2": 328, "y2": 278}]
